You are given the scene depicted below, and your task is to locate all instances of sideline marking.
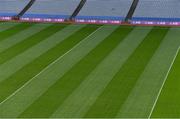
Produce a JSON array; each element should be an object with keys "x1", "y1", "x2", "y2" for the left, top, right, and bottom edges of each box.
[
  {"x1": 0, "y1": 26, "x2": 103, "y2": 106},
  {"x1": 148, "y1": 46, "x2": 180, "y2": 118}
]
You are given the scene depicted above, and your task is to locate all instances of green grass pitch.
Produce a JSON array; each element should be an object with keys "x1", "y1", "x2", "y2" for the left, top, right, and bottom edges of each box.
[{"x1": 0, "y1": 22, "x2": 179, "y2": 118}]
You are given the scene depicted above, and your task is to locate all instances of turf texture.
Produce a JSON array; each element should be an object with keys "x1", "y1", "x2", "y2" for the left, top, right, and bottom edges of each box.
[{"x1": 0, "y1": 22, "x2": 179, "y2": 118}]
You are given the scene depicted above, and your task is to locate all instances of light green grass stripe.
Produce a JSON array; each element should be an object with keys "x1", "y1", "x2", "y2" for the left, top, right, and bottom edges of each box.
[
  {"x1": 0, "y1": 23, "x2": 51, "y2": 53},
  {"x1": 0, "y1": 22, "x2": 20, "y2": 32},
  {"x1": 19, "y1": 26, "x2": 132, "y2": 118},
  {"x1": 85, "y1": 27, "x2": 169, "y2": 118},
  {"x1": 0, "y1": 23, "x2": 33, "y2": 42},
  {"x1": 51, "y1": 27, "x2": 153, "y2": 118},
  {"x1": 0, "y1": 24, "x2": 83, "y2": 83},
  {"x1": 117, "y1": 28, "x2": 180, "y2": 118},
  {"x1": 151, "y1": 47, "x2": 180, "y2": 118},
  {"x1": 0, "y1": 25, "x2": 118, "y2": 118},
  {"x1": 0, "y1": 24, "x2": 98, "y2": 107},
  {"x1": 0, "y1": 24, "x2": 67, "y2": 66}
]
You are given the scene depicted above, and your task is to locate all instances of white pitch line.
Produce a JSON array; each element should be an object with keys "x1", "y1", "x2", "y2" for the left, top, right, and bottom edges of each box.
[
  {"x1": 148, "y1": 46, "x2": 180, "y2": 118},
  {"x1": 0, "y1": 26, "x2": 103, "y2": 106}
]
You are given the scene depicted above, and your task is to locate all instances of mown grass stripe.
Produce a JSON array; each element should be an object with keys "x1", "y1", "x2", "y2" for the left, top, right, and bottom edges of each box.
[
  {"x1": 0, "y1": 23, "x2": 52, "y2": 53},
  {"x1": 84, "y1": 27, "x2": 169, "y2": 118},
  {"x1": 18, "y1": 26, "x2": 133, "y2": 118},
  {"x1": 0, "y1": 24, "x2": 66, "y2": 65},
  {"x1": 51, "y1": 27, "x2": 153, "y2": 118},
  {"x1": 0, "y1": 25, "x2": 117, "y2": 118},
  {"x1": 0, "y1": 24, "x2": 98, "y2": 106},
  {"x1": 151, "y1": 47, "x2": 180, "y2": 118},
  {"x1": 0, "y1": 24, "x2": 82, "y2": 83},
  {"x1": 0, "y1": 23, "x2": 33, "y2": 42},
  {"x1": 0, "y1": 22, "x2": 20, "y2": 32},
  {"x1": 117, "y1": 28, "x2": 180, "y2": 118}
]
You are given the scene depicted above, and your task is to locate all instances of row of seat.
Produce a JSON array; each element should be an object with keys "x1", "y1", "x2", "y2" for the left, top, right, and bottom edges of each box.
[{"x1": 0, "y1": 0, "x2": 180, "y2": 21}]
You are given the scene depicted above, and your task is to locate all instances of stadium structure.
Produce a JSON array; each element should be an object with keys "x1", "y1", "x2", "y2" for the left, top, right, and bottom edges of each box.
[
  {"x1": 0, "y1": 0, "x2": 180, "y2": 118},
  {"x1": 0, "y1": 0, "x2": 180, "y2": 26}
]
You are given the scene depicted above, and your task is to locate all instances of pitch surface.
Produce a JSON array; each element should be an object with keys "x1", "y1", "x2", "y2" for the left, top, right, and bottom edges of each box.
[{"x1": 0, "y1": 22, "x2": 179, "y2": 118}]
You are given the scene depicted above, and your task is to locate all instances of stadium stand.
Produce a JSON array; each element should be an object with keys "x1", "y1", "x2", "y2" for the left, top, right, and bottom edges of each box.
[
  {"x1": 1, "y1": 0, "x2": 180, "y2": 26},
  {"x1": 133, "y1": 0, "x2": 180, "y2": 21},
  {"x1": 24, "y1": 0, "x2": 81, "y2": 19},
  {"x1": 0, "y1": 0, "x2": 30, "y2": 17},
  {"x1": 77, "y1": 0, "x2": 132, "y2": 20}
]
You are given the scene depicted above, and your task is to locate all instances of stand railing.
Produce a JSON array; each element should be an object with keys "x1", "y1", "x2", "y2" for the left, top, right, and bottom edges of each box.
[
  {"x1": 13, "y1": 0, "x2": 36, "y2": 20},
  {"x1": 124, "y1": 0, "x2": 139, "y2": 22},
  {"x1": 68, "y1": 0, "x2": 87, "y2": 21}
]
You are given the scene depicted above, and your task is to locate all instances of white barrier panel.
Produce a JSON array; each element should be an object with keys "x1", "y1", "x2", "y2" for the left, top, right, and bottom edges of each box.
[{"x1": 1, "y1": 16, "x2": 180, "y2": 26}]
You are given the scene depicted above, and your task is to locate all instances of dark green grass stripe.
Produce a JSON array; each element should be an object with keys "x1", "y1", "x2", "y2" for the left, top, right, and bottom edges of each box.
[
  {"x1": 0, "y1": 24, "x2": 67, "y2": 65},
  {"x1": 84, "y1": 27, "x2": 169, "y2": 118},
  {"x1": 0, "y1": 24, "x2": 99, "y2": 106},
  {"x1": 19, "y1": 26, "x2": 134, "y2": 118},
  {"x1": 152, "y1": 50, "x2": 180, "y2": 118},
  {"x1": 0, "y1": 23, "x2": 33, "y2": 41}
]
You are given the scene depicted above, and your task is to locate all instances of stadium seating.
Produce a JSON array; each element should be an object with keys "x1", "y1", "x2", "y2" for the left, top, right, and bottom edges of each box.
[
  {"x1": 1, "y1": 0, "x2": 180, "y2": 25},
  {"x1": 0, "y1": 0, "x2": 30, "y2": 17},
  {"x1": 77, "y1": 0, "x2": 132, "y2": 20},
  {"x1": 133, "y1": 0, "x2": 180, "y2": 21},
  {"x1": 0, "y1": 0, "x2": 132, "y2": 20},
  {"x1": 24, "y1": 0, "x2": 80, "y2": 19}
]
